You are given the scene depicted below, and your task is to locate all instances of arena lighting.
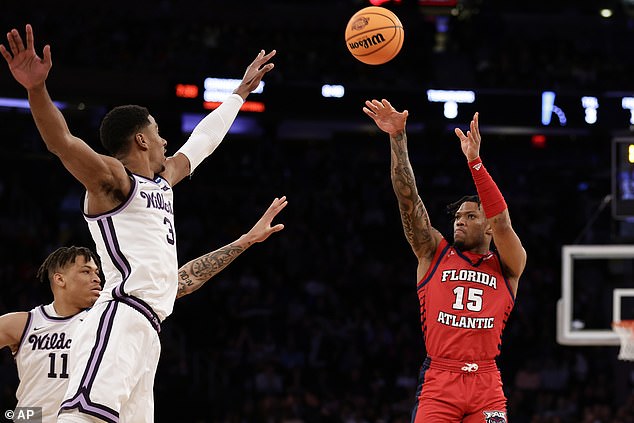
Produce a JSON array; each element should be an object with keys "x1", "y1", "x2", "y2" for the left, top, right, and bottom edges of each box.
[
  {"x1": 175, "y1": 84, "x2": 198, "y2": 99},
  {"x1": 622, "y1": 97, "x2": 634, "y2": 124},
  {"x1": 581, "y1": 96, "x2": 598, "y2": 124},
  {"x1": 369, "y1": 0, "x2": 401, "y2": 5},
  {"x1": 0, "y1": 97, "x2": 66, "y2": 110},
  {"x1": 203, "y1": 77, "x2": 264, "y2": 102},
  {"x1": 181, "y1": 114, "x2": 261, "y2": 135},
  {"x1": 321, "y1": 84, "x2": 344, "y2": 98},
  {"x1": 541, "y1": 91, "x2": 567, "y2": 126},
  {"x1": 600, "y1": 8, "x2": 613, "y2": 18},
  {"x1": 203, "y1": 101, "x2": 265, "y2": 112},
  {"x1": 531, "y1": 134, "x2": 547, "y2": 148},
  {"x1": 426, "y1": 89, "x2": 474, "y2": 119}
]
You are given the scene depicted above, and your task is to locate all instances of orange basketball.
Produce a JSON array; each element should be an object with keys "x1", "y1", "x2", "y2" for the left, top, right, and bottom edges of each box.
[{"x1": 345, "y1": 6, "x2": 404, "y2": 65}]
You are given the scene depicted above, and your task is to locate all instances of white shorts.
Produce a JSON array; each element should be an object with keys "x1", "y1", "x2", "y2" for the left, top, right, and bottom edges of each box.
[{"x1": 58, "y1": 300, "x2": 161, "y2": 423}]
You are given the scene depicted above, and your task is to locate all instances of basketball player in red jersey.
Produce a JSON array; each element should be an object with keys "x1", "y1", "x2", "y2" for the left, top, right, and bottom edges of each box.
[{"x1": 363, "y1": 99, "x2": 526, "y2": 423}]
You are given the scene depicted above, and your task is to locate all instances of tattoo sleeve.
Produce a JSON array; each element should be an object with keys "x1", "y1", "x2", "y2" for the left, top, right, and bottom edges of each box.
[
  {"x1": 176, "y1": 242, "x2": 249, "y2": 299},
  {"x1": 390, "y1": 131, "x2": 434, "y2": 253}
]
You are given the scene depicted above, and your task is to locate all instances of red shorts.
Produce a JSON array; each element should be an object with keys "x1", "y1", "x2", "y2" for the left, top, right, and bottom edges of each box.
[{"x1": 411, "y1": 356, "x2": 508, "y2": 423}]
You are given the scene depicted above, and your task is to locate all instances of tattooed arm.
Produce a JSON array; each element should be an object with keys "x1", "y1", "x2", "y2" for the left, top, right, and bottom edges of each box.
[
  {"x1": 176, "y1": 196, "x2": 287, "y2": 298},
  {"x1": 363, "y1": 100, "x2": 443, "y2": 279}
]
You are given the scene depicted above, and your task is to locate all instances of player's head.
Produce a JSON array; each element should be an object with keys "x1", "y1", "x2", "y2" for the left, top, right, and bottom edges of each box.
[
  {"x1": 100, "y1": 105, "x2": 150, "y2": 155},
  {"x1": 100, "y1": 105, "x2": 168, "y2": 173},
  {"x1": 37, "y1": 246, "x2": 102, "y2": 310},
  {"x1": 447, "y1": 195, "x2": 492, "y2": 251}
]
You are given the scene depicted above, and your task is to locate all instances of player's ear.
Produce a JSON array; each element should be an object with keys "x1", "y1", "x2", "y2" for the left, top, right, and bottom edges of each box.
[
  {"x1": 134, "y1": 133, "x2": 147, "y2": 149},
  {"x1": 52, "y1": 272, "x2": 65, "y2": 288}
]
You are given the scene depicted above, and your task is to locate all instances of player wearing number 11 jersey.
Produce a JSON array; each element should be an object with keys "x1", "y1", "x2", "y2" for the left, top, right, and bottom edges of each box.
[
  {"x1": 0, "y1": 247, "x2": 101, "y2": 423},
  {"x1": 0, "y1": 196, "x2": 286, "y2": 423},
  {"x1": 363, "y1": 99, "x2": 526, "y2": 423}
]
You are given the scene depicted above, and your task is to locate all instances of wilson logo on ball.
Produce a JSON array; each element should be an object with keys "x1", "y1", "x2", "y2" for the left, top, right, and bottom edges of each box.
[
  {"x1": 348, "y1": 33, "x2": 387, "y2": 51},
  {"x1": 345, "y1": 6, "x2": 404, "y2": 65}
]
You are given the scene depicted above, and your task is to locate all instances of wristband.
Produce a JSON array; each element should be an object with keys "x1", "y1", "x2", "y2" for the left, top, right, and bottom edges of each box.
[{"x1": 468, "y1": 157, "x2": 507, "y2": 218}]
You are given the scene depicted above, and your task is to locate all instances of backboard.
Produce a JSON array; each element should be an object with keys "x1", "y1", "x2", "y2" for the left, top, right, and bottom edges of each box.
[{"x1": 557, "y1": 245, "x2": 634, "y2": 346}]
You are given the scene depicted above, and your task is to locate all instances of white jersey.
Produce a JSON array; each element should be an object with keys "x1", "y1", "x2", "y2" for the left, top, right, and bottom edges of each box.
[
  {"x1": 14, "y1": 303, "x2": 88, "y2": 423},
  {"x1": 83, "y1": 173, "x2": 178, "y2": 321}
]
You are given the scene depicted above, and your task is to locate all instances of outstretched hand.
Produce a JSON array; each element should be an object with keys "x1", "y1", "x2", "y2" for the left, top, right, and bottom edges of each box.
[
  {"x1": 362, "y1": 99, "x2": 408, "y2": 136},
  {"x1": 246, "y1": 196, "x2": 287, "y2": 244},
  {"x1": 454, "y1": 112, "x2": 481, "y2": 161},
  {"x1": 233, "y1": 49, "x2": 276, "y2": 100},
  {"x1": 0, "y1": 24, "x2": 51, "y2": 90}
]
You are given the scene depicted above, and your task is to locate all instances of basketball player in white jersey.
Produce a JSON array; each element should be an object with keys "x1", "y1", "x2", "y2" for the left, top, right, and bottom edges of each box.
[
  {"x1": 0, "y1": 247, "x2": 100, "y2": 423},
  {"x1": 0, "y1": 197, "x2": 287, "y2": 422},
  {"x1": 2, "y1": 24, "x2": 277, "y2": 422}
]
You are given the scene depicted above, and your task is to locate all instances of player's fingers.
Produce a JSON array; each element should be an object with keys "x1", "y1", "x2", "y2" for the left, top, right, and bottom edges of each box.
[
  {"x1": 271, "y1": 223, "x2": 285, "y2": 232},
  {"x1": 25, "y1": 24, "x2": 34, "y2": 51},
  {"x1": 12, "y1": 29, "x2": 25, "y2": 53},
  {"x1": 272, "y1": 196, "x2": 287, "y2": 206},
  {"x1": 42, "y1": 45, "x2": 51, "y2": 65},
  {"x1": 0, "y1": 45, "x2": 12, "y2": 62},
  {"x1": 365, "y1": 100, "x2": 380, "y2": 112},
  {"x1": 262, "y1": 49, "x2": 276, "y2": 61},
  {"x1": 7, "y1": 30, "x2": 19, "y2": 55},
  {"x1": 275, "y1": 199, "x2": 288, "y2": 212}
]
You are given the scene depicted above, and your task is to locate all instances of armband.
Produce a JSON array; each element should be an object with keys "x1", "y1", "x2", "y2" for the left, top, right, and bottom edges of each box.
[
  {"x1": 468, "y1": 157, "x2": 507, "y2": 218},
  {"x1": 176, "y1": 94, "x2": 244, "y2": 173}
]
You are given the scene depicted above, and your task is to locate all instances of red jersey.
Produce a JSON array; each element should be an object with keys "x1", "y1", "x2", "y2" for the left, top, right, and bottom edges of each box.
[{"x1": 417, "y1": 238, "x2": 515, "y2": 361}]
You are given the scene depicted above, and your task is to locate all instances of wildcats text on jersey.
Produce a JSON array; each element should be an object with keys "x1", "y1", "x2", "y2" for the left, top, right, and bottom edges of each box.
[
  {"x1": 140, "y1": 191, "x2": 173, "y2": 214},
  {"x1": 437, "y1": 311, "x2": 495, "y2": 329},
  {"x1": 28, "y1": 332, "x2": 72, "y2": 350},
  {"x1": 440, "y1": 269, "x2": 497, "y2": 289}
]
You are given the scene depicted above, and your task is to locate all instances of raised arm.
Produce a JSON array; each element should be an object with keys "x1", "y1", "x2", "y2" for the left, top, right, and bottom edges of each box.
[
  {"x1": 363, "y1": 99, "x2": 442, "y2": 279},
  {"x1": 176, "y1": 196, "x2": 287, "y2": 298},
  {"x1": 0, "y1": 312, "x2": 29, "y2": 354},
  {"x1": 164, "y1": 49, "x2": 277, "y2": 186},
  {"x1": 454, "y1": 112, "x2": 527, "y2": 294},
  {"x1": 1, "y1": 24, "x2": 129, "y2": 211}
]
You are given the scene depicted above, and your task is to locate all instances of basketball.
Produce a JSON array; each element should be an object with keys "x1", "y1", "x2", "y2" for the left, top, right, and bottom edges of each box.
[{"x1": 345, "y1": 6, "x2": 404, "y2": 65}]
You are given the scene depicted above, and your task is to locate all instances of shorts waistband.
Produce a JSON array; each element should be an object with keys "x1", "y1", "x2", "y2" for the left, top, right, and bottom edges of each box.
[
  {"x1": 425, "y1": 356, "x2": 499, "y2": 373},
  {"x1": 112, "y1": 293, "x2": 161, "y2": 333}
]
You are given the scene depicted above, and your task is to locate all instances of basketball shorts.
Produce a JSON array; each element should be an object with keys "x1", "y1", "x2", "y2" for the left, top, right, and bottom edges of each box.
[
  {"x1": 411, "y1": 356, "x2": 508, "y2": 423},
  {"x1": 58, "y1": 300, "x2": 161, "y2": 423}
]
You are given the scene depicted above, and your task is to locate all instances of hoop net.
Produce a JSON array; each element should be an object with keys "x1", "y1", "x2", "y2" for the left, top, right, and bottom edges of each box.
[{"x1": 612, "y1": 320, "x2": 634, "y2": 361}]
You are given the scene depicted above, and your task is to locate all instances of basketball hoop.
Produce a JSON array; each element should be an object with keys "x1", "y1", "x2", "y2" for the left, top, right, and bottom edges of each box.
[{"x1": 612, "y1": 320, "x2": 634, "y2": 361}]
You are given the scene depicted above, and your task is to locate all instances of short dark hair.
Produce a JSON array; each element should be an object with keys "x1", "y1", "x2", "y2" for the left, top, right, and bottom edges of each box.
[
  {"x1": 446, "y1": 195, "x2": 481, "y2": 218},
  {"x1": 36, "y1": 246, "x2": 100, "y2": 284},
  {"x1": 99, "y1": 105, "x2": 150, "y2": 156}
]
